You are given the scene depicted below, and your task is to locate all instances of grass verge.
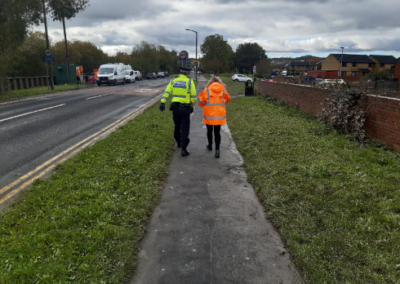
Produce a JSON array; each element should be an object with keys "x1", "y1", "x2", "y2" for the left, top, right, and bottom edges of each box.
[
  {"x1": 204, "y1": 75, "x2": 247, "y2": 96},
  {"x1": 0, "y1": 84, "x2": 92, "y2": 102},
  {"x1": 227, "y1": 96, "x2": 400, "y2": 284},
  {"x1": 0, "y1": 103, "x2": 175, "y2": 283}
]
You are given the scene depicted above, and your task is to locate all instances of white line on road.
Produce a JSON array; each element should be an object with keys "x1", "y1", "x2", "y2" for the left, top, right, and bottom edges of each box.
[
  {"x1": 86, "y1": 94, "x2": 109, "y2": 100},
  {"x1": 0, "y1": 104, "x2": 66, "y2": 123}
]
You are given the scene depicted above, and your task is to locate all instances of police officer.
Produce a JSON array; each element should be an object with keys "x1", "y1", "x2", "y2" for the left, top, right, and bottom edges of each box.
[{"x1": 159, "y1": 67, "x2": 197, "y2": 156}]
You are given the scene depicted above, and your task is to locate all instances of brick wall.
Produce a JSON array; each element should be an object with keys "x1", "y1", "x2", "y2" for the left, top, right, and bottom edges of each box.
[{"x1": 258, "y1": 81, "x2": 400, "y2": 152}]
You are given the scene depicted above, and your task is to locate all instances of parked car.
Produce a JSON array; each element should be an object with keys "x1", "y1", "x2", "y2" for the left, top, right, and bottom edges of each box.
[
  {"x1": 324, "y1": 79, "x2": 345, "y2": 85},
  {"x1": 147, "y1": 72, "x2": 157, "y2": 79},
  {"x1": 315, "y1": 78, "x2": 325, "y2": 85},
  {"x1": 125, "y1": 70, "x2": 136, "y2": 83},
  {"x1": 157, "y1": 72, "x2": 165, "y2": 78},
  {"x1": 96, "y1": 63, "x2": 126, "y2": 86},
  {"x1": 163, "y1": 71, "x2": 169, "y2": 77},
  {"x1": 133, "y1": 71, "x2": 142, "y2": 81},
  {"x1": 232, "y1": 74, "x2": 253, "y2": 83}
]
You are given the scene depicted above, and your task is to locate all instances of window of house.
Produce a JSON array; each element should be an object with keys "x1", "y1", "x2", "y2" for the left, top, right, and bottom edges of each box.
[
  {"x1": 352, "y1": 63, "x2": 357, "y2": 67},
  {"x1": 342, "y1": 62, "x2": 347, "y2": 67},
  {"x1": 369, "y1": 63, "x2": 374, "y2": 68},
  {"x1": 351, "y1": 71, "x2": 357, "y2": 76},
  {"x1": 380, "y1": 63, "x2": 384, "y2": 68},
  {"x1": 341, "y1": 71, "x2": 347, "y2": 76}
]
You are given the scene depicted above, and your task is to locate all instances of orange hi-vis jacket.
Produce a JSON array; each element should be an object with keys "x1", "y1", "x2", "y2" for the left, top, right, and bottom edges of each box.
[{"x1": 198, "y1": 82, "x2": 231, "y2": 125}]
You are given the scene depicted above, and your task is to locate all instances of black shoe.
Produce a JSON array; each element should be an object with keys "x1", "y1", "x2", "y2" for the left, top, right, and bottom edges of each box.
[
  {"x1": 215, "y1": 149, "x2": 220, "y2": 158},
  {"x1": 181, "y1": 149, "x2": 190, "y2": 156},
  {"x1": 206, "y1": 144, "x2": 212, "y2": 151},
  {"x1": 177, "y1": 143, "x2": 181, "y2": 148}
]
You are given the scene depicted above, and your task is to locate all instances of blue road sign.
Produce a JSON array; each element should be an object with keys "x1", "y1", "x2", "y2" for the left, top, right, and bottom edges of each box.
[{"x1": 44, "y1": 56, "x2": 55, "y2": 62}]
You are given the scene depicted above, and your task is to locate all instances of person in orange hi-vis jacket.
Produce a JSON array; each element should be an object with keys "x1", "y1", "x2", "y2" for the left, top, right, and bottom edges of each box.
[{"x1": 198, "y1": 75, "x2": 231, "y2": 158}]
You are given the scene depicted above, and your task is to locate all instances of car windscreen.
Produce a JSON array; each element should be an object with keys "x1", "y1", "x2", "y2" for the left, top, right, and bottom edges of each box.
[
  {"x1": 147, "y1": 73, "x2": 153, "y2": 76},
  {"x1": 98, "y1": 68, "x2": 114, "y2": 74},
  {"x1": 125, "y1": 71, "x2": 131, "y2": 75}
]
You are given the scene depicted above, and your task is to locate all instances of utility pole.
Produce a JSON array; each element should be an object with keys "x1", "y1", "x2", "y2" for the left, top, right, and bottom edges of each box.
[
  {"x1": 62, "y1": 17, "x2": 71, "y2": 85},
  {"x1": 42, "y1": 0, "x2": 54, "y2": 90},
  {"x1": 336, "y1": 47, "x2": 344, "y2": 83}
]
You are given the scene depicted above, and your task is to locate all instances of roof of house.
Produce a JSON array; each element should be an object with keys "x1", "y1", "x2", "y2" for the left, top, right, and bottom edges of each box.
[
  {"x1": 369, "y1": 55, "x2": 399, "y2": 64},
  {"x1": 289, "y1": 62, "x2": 316, "y2": 67},
  {"x1": 331, "y1": 54, "x2": 375, "y2": 64}
]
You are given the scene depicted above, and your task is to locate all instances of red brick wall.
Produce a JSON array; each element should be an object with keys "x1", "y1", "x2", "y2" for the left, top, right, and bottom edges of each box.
[{"x1": 258, "y1": 81, "x2": 400, "y2": 152}]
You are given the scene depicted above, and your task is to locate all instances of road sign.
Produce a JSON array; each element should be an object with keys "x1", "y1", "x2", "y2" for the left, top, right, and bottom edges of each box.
[
  {"x1": 43, "y1": 56, "x2": 55, "y2": 62},
  {"x1": 192, "y1": 60, "x2": 199, "y2": 63},
  {"x1": 177, "y1": 59, "x2": 192, "y2": 64},
  {"x1": 44, "y1": 49, "x2": 52, "y2": 56},
  {"x1": 179, "y1": 50, "x2": 188, "y2": 59}
]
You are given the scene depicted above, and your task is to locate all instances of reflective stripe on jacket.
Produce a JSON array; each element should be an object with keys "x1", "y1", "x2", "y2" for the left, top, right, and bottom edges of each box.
[
  {"x1": 198, "y1": 82, "x2": 231, "y2": 125},
  {"x1": 161, "y1": 74, "x2": 197, "y2": 105}
]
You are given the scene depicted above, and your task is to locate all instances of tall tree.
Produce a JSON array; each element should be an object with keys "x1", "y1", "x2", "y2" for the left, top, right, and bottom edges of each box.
[
  {"x1": 47, "y1": 0, "x2": 89, "y2": 21},
  {"x1": 255, "y1": 58, "x2": 272, "y2": 79},
  {"x1": 236, "y1": 42, "x2": 267, "y2": 73},
  {"x1": 200, "y1": 34, "x2": 234, "y2": 72}
]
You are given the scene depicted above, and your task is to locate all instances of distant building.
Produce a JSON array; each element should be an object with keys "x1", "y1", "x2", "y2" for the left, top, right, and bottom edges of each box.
[
  {"x1": 369, "y1": 55, "x2": 398, "y2": 75},
  {"x1": 321, "y1": 54, "x2": 375, "y2": 77}
]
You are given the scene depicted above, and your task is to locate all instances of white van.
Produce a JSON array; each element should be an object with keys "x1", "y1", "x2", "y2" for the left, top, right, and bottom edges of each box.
[
  {"x1": 133, "y1": 70, "x2": 142, "y2": 81},
  {"x1": 96, "y1": 63, "x2": 126, "y2": 86}
]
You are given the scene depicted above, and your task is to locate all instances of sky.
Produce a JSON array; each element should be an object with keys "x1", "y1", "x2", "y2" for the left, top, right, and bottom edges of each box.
[{"x1": 38, "y1": 0, "x2": 400, "y2": 59}]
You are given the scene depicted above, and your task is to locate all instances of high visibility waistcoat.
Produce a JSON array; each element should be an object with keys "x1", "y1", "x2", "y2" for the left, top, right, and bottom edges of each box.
[
  {"x1": 161, "y1": 75, "x2": 197, "y2": 105},
  {"x1": 198, "y1": 83, "x2": 231, "y2": 125}
]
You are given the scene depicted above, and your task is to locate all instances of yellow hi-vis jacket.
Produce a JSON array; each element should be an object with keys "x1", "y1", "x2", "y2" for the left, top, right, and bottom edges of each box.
[{"x1": 161, "y1": 75, "x2": 197, "y2": 106}]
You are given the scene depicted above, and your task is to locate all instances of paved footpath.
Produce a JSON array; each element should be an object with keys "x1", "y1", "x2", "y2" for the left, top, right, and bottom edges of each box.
[{"x1": 130, "y1": 75, "x2": 302, "y2": 284}]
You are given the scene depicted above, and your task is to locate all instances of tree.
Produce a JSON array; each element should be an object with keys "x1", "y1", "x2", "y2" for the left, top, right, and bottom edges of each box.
[
  {"x1": 236, "y1": 42, "x2": 267, "y2": 74},
  {"x1": 47, "y1": 0, "x2": 89, "y2": 21},
  {"x1": 200, "y1": 34, "x2": 234, "y2": 72},
  {"x1": 203, "y1": 58, "x2": 223, "y2": 74},
  {"x1": 255, "y1": 58, "x2": 272, "y2": 79}
]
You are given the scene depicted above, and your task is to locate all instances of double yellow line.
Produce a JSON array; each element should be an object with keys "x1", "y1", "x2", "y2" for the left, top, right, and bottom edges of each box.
[{"x1": 0, "y1": 95, "x2": 162, "y2": 205}]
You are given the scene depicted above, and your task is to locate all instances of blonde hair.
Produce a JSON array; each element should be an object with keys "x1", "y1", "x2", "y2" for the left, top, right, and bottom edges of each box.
[{"x1": 206, "y1": 75, "x2": 226, "y2": 87}]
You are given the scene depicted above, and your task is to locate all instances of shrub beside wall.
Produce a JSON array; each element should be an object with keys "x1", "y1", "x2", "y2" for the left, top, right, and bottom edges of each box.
[{"x1": 258, "y1": 81, "x2": 400, "y2": 152}]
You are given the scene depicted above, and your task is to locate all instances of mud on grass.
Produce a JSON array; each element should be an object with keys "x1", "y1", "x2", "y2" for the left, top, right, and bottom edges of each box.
[
  {"x1": 227, "y1": 96, "x2": 400, "y2": 284},
  {"x1": 0, "y1": 103, "x2": 175, "y2": 283}
]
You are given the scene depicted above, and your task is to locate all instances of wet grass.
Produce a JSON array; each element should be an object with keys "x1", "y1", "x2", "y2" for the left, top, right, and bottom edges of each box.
[
  {"x1": 0, "y1": 102, "x2": 175, "y2": 283},
  {"x1": 0, "y1": 84, "x2": 92, "y2": 102},
  {"x1": 227, "y1": 96, "x2": 400, "y2": 284}
]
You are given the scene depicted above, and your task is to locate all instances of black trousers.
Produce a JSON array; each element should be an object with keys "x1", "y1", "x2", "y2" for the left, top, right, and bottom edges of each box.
[
  {"x1": 207, "y1": 124, "x2": 221, "y2": 150},
  {"x1": 172, "y1": 107, "x2": 191, "y2": 150}
]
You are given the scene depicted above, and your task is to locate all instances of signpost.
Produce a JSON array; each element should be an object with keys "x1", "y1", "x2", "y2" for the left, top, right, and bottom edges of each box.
[
  {"x1": 43, "y1": 56, "x2": 55, "y2": 62},
  {"x1": 179, "y1": 50, "x2": 188, "y2": 67},
  {"x1": 44, "y1": 49, "x2": 52, "y2": 57}
]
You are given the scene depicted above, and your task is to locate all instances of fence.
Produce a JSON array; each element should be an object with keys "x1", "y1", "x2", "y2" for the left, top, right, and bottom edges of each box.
[
  {"x1": 1, "y1": 76, "x2": 53, "y2": 93},
  {"x1": 258, "y1": 81, "x2": 400, "y2": 153}
]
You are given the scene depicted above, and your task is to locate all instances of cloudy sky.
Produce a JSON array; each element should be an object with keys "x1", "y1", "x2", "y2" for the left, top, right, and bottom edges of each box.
[{"x1": 39, "y1": 0, "x2": 400, "y2": 58}]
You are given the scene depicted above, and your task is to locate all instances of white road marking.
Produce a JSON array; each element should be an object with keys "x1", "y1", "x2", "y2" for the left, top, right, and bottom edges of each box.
[
  {"x1": 86, "y1": 94, "x2": 109, "y2": 100},
  {"x1": 0, "y1": 104, "x2": 66, "y2": 123}
]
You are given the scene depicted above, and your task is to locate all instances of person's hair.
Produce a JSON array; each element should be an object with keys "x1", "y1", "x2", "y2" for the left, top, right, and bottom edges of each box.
[{"x1": 206, "y1": 75, "x2": 226, "y2": 87}]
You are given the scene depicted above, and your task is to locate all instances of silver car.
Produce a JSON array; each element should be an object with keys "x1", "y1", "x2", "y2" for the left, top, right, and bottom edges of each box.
[{"x1": 232, "y1": 74, "x2": 253, "y2": 82}]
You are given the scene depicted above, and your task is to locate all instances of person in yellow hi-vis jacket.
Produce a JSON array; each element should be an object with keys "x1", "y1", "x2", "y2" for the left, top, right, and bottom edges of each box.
[{"x1": 159, "y1": 67, "x2": 197, "y2": 156}]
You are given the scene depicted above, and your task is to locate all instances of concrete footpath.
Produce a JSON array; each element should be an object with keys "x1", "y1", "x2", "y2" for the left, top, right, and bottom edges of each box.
[{"x1": 130, "y1": 75, "x2": 302, "y2": 284}]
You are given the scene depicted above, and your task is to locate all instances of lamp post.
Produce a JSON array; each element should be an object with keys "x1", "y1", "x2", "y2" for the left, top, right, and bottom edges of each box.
[
  {"x1": 185, "y1": 29, "x2": 198, "y2": 80},
  {"x1": 339, "y1": 47, "x2": 344, "y2": 79}
]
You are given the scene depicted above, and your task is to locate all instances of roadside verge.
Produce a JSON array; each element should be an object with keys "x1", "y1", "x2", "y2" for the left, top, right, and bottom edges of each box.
[
  {"x1": 0, "y1": 99, "x2": 175, "y2": 283},
  {"x1": 226, "y1": 96, "x2": 400, "y2": 283}
]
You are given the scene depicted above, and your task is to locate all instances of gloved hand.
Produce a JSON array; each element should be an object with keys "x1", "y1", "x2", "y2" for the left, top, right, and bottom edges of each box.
[
  {"x1": 190, "y1": 107, "x2": 194, "y2": 113},
  {"x1": 159, "y1": 103, "x2": 165, "y2": 112}
]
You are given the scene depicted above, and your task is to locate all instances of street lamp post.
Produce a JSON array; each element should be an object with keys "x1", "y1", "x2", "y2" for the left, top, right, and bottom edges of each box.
[
  {"x1": 339, "y1": 47, "x2": 344, "y2": 79},
  {"x1": 185, "y1": 29, "x2": 198, "y2": 81},
  {"x1": 337, "y1": 47, "x2": 344, "y2": 83}
]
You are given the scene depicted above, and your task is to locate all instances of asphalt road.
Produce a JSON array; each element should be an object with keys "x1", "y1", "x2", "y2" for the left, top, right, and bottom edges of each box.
[{"x1": 0, "y1": 78, "x2": 170, "y2": 207}]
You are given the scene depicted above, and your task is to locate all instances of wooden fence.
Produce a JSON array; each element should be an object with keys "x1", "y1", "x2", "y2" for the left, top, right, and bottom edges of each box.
[{"x1": 1, "y1": 76, "x2": 53, "y2": 93}]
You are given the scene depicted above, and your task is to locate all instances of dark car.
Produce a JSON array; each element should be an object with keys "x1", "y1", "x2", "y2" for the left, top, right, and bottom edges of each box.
[
  {"x1": 147, "y1": 72, "x2": 157, "y2": 79},
  {"x1": 157, "y1": 72, "x2": 165, "y2": 78}
]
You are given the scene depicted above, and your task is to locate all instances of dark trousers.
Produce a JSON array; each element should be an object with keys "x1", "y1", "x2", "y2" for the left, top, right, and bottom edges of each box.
[
  {"x1": 207, "y1": 124, "x2": 221, "y2": 150},
  {"x1": 173, "y1": 107, "x2": 191, "y2": 150}
]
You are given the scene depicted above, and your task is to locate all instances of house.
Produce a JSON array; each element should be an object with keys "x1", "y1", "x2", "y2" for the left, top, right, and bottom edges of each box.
[
  {"x1": 288, "y1": 61, "x2": 317, "y2": 75},
  {"x1": 321, "y1": 54, "x2": 375, "y2": 77},
  {"x1": 369, "y1": 55, "x2": 399, "y2": 75}
]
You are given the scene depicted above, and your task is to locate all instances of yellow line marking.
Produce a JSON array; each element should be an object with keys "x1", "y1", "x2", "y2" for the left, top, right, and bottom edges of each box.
[{"x1": 0, "y1": 95, "x2": 162, "y2": 204}]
